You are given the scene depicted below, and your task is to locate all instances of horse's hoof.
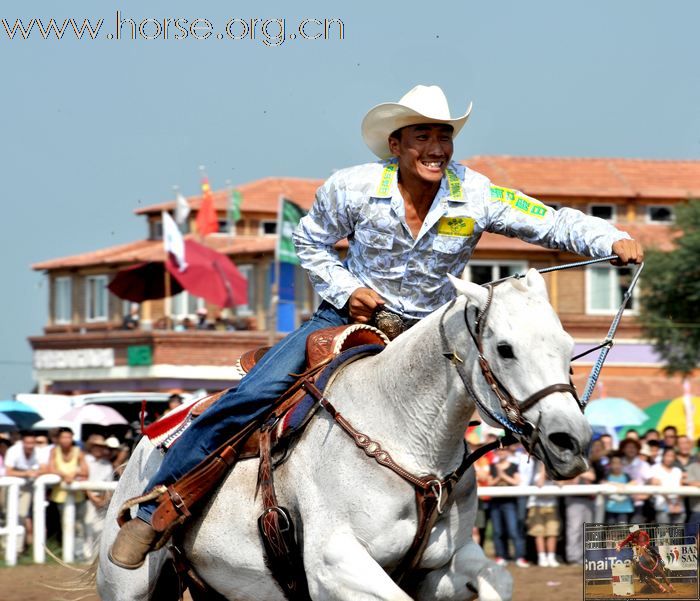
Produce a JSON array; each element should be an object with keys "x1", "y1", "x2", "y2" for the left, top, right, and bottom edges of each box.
[{"x1": 108, "y1": 518, "x2": 159, "y2": 570}]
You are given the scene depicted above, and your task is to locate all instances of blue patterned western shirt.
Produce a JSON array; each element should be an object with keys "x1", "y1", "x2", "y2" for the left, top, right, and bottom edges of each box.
[{"x1": 293, "y1": 158, "x2": 630, "y2": 319}]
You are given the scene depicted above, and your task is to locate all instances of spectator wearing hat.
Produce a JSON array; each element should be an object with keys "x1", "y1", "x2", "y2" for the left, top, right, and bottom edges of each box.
[
  {"x1": 83, "y1": 435, "x2": 116, "y2": 558},
  {"x1": 196, "y1": 307, "x2": 211, "y2": 330}
]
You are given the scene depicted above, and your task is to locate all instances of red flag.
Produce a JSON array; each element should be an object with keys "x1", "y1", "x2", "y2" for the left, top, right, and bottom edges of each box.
[
  {"x1": 166, "y1": 240, "x2": 248, "y2": 308},
  {"x1": 196, "y1": 173, "x2": 219, "y2": 237}
]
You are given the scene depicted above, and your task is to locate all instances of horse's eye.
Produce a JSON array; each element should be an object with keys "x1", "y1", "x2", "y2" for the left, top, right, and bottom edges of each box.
[{"x1": 497, "y1": 343, "x2": 515, "y2": 359}]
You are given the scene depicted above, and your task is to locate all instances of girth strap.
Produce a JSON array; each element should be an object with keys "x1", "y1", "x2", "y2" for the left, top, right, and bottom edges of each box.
[{"x1": 257, "y1": 422, "x2": 311, "y2": 601}]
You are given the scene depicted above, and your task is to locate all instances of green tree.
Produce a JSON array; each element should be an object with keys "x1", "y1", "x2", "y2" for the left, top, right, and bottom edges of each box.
[{"x1": 639, "y1": 200, "x2": 700, "y2": 375}]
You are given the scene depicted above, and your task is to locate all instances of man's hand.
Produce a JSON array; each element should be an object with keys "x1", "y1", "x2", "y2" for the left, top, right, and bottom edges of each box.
[
  {"x1": 349, "y1": 287, "x2": 385, "y2": 324},
  {"x1": 611, "y1": 239, "x2": 644, "y2": 265}
]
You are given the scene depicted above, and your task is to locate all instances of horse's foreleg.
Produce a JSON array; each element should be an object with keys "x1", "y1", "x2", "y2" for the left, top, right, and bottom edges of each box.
[
  {"x1": 305, "y1": 532, "x2": 412, "y2": 601},
  {"x1": 414, "y1": 541, "x2": 512, "y2": 601}
]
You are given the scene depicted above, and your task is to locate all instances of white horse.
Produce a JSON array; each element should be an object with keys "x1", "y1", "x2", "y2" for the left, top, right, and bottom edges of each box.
[{"x1": 97, "y1": 269, "x2": 592, "y2": 601}]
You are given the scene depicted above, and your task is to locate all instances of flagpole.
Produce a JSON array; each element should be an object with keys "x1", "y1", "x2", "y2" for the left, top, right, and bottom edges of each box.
[
  {"x1": 164, "y1": 267, "x2": 172, "y2": 330},
  {"x1": 268, "y1": 195, "x2": 283, "y2": 346}
]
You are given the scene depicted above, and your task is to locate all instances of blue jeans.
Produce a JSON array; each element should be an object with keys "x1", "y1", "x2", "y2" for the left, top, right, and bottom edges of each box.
[
  {"x1": 490, "y1": 498, "x2": 526, "y2": 560},
  {"x1": 137, "y1": 301, "x2": 349, "y2": 523}
]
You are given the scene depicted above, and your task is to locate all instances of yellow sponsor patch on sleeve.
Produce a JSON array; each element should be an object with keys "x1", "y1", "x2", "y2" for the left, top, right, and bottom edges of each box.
[
  {"x1": 437, "y1": 216, "x2": 475, "y2": 237},
  {"x1": 489, "y1": 185, "x2": 548, "y2": 219}
]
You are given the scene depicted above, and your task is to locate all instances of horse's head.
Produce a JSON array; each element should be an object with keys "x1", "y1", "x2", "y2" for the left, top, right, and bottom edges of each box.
[{"x1": 449, "y1": 268, "x2": 592, "y2": 479}]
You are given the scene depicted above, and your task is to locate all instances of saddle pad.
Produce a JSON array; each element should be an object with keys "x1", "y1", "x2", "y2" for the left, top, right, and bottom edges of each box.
[
  {"x1": 143, "y1": 391, "x2": 228, "y2": 449},
  {"x1": 274, "y1": 345, "x2": 384, "y2": 440}
]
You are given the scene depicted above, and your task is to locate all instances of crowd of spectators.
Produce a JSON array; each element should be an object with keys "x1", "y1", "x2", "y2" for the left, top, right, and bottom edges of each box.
[
  {"x1": 0, "y1": 426, "x2": 134, "y2": 560},
  {"x1": 472, "y1": 425, "x2": 700, "y2": 568}
]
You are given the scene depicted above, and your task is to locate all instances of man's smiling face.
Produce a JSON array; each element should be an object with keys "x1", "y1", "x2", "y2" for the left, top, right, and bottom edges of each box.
[{"x1": 388, "y1": 123, "x2": 454, "y2": 185}]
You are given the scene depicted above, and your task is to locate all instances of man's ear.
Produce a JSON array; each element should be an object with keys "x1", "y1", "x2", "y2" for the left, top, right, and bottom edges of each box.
[{"x1": 388, "y1": 135, "x2": 401, "y2": 157}]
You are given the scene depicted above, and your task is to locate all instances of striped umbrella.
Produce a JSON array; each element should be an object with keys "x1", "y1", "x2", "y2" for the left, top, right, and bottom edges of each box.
[{"x1": 619, "y1": 399, "x2": 671, "y2": 438}]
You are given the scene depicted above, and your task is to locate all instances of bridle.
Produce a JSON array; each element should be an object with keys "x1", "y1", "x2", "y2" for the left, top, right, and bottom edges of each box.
[
  {"x1": 441, "y1": 284, "x2": 579, "y2": 449},
  {"x1": 443, "y1": 256, "x2": 644, "y2": 447}
]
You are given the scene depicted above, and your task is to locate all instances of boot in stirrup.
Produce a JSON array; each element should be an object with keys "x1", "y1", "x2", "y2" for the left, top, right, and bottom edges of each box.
[{"x1": 108, "y1": 518, "x2": 160, "y2": 570}]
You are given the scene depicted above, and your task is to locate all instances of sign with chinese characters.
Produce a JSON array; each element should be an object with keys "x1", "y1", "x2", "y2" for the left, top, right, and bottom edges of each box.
[{"x1": 34, "y1": 348, "x2": 115, "y2": 370}]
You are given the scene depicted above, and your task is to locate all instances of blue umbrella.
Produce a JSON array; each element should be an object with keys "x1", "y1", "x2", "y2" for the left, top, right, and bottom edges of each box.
[
  {"x1": 584, "y1": 397, "x2": 648, "y2": 428},
  {"x1": 0, "y1": 412, "x2": 17, "y2": 431},
  {"x1": 0, "y1": 400, "x2": 42, "y2": 430}
]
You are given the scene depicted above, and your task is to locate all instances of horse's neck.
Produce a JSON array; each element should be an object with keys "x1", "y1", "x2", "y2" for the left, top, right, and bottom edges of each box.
[{"x1": 341, "y1": 300, "x2": 476, "y2": 479}]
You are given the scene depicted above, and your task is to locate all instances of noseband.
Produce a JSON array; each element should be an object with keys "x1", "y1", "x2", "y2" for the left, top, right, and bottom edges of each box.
[{"x1": 442, "y1": 283, "x2": 581, "y2": 442}]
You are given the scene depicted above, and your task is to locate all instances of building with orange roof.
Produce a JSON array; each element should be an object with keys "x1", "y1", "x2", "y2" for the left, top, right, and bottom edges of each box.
[{"x1": 29, "y1": 157, "x2": 700, "y2": 408}]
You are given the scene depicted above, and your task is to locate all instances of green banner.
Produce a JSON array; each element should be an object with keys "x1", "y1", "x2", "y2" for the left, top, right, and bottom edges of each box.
[
  {"x1": 127, "y1": 345, "x2": 152, "y2": 366},
  {"x1": 277, "y1": 198, "x2": 307, "y2": 264},
  {"x1": 229, "y1": 189, "x2": 242, "y2": 225}
]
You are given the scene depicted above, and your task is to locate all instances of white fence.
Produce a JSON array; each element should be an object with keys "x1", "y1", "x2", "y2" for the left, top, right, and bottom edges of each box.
[{"x1": 0, "y1": 480, "x2": 700, "y2": 565}]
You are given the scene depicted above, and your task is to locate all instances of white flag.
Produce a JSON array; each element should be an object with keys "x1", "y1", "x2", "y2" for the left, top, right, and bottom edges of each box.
[
  {"x1": 162, "y1": 211, "x2": 187, "y2": 271},
  {"x1": 175, "y1": 192, "x2": 190, "y2": 225}
]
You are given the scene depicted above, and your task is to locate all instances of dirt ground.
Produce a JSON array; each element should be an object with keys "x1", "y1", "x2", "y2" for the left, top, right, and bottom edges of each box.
[{"x1": 0, "y1": 562, "x2": 583, "y2": 600}]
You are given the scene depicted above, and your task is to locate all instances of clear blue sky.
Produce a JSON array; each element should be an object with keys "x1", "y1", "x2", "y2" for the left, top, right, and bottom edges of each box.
[{"x1": 1, "y1": 0, "x2": 698, "y2": 397}]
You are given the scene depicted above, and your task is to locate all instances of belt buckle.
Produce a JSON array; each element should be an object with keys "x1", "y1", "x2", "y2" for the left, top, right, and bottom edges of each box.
[{"x1": 372, "y1": 309, "x2": 405, "y2": 341}]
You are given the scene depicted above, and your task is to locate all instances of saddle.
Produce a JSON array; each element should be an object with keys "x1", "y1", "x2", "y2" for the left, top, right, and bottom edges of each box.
[{"x1": 124, "y1": 324, "x2": 389, "y2": 536}]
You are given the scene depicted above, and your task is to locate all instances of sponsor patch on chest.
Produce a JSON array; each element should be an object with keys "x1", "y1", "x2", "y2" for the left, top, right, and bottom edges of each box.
[{"x1": 437, "y1": 216, "x2": 475, "y2": 237}]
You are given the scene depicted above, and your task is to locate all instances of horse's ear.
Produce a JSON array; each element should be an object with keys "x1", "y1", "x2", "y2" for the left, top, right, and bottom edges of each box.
[
  {"x1": 448, "y1": 273, "x2": 489, "y2": 306},
  {"x1": 525, "y1": 268, "x2": 549, "y2": 299}
]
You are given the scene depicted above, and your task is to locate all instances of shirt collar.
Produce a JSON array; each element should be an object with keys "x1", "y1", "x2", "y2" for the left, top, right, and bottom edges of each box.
[{"x1": 373, "y1": 159, "x2": 466, "y2": 203}]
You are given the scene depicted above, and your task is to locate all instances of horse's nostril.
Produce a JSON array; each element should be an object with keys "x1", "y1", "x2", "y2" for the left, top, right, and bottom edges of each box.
[{"x1": 549, "y1": 432, "x2": 578, "y2": 453}]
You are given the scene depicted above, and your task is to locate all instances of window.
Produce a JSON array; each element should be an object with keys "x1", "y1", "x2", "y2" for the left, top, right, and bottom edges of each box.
[
  {"x1": 171, "y1": 291, "x2": 205, "y2": 318},
  {"x1": 236, "y1": 265, "x2": 255, "y2": 316},
  {"x1": 589, "y1": 204, "x2": 616, "y2": 222},
  {"x1": 149, "y1": 220, "x2": 163, "y2": 241},
  {"x1": 465, "y1": 261, "x2": 527, "y2": 285},
  {"x1": 647, "y1": 205, "x2": 674, "y2": 223},
  {"x1": 586, "y1": 266, "x2": 638, "y2": 314},
  {"x1": 54, "y1": 277, "x2": 72, "y2": 324},
  {"x1": 85, "y1": 275, "x2": 109, "y2": 321},
  {"x1": 260, "y1": 221, "x2": 277, "y2": 236}
]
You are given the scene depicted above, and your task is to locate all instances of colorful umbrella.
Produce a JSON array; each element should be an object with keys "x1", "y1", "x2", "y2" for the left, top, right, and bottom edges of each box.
[
  {"x1": 0, "y1": 400, "x2": 43, "y2": 430},
  {"x1": 166, "y1": 240, "x2": 248, "y2": 308},
  {"x1": 0, "y1": 412, "x2": 17, "y2": 431},
  {"x1": 108, "y1": 262, "x2": 184, "y2": 302},
  {"x1": 584, "y1": 397, "x2": 648, "y2": 428},
  {"x1": 59, "y1": 404, "x2": 129, "y2": 427},
  {"x1": 619, "y1": 399, "x2": 671, "y2": 438},
  {"x1": 657, "y1": 396, "x2": 700, "y2": 437}
]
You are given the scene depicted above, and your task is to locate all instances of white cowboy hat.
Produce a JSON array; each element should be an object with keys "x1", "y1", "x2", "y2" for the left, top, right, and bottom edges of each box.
[
  {"x1": 630, "y1": 524, "x2": 640, "y2": 533},
  {"x1": 361, "y1": 85, "x2": 472, "y2": 159}
]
